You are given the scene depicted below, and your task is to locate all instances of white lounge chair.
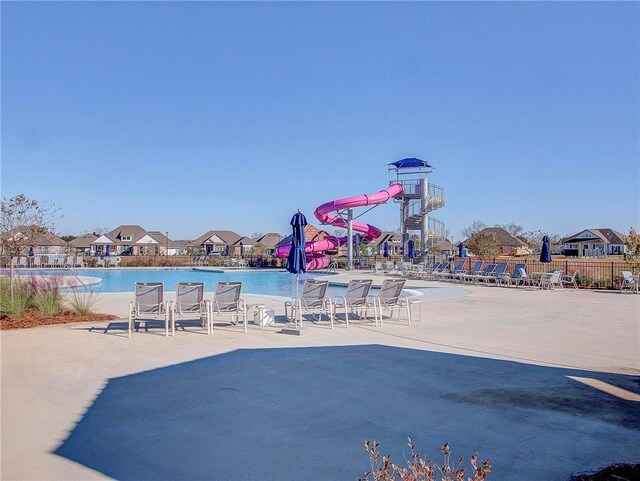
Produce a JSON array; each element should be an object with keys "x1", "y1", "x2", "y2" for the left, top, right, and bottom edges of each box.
[
  {"x1": 32, "y1": 256, "x2": 42, "y2": 268},
  {"x1": 128, "y1": 282, "x2": 171, "y2": 338},
  {"x1": 373, "y1": 278, "x2": 411, "y2": 326},
  {"x1": 538, "y1": 270, "x2": 562, "y2": 290},
  {"x1": 562, "y1": 270, "x2": 579, "y2": 289},
  {"x1": 621, "y1": 271, "x2": 639, "y2": 294},
  {"x1": 96, "y1": 257, "x2": 106, "y2": 268},
  {"x1": 333, "y1": 279, "x2": 374, "y2": 327},
  {"x1": 171, "y1": 282, "x2": 210, "y2": 335},
  {"x1": 17, "y1": 256, "x2": 28, "y2": 268},
  {"x1": 209, "y1": 282, "x2": 247, "y2": 333},
  {"x1": 285, "y1": 280, "x2": 334, "y2": 328},
  {"x1": 75, "y1": 256, "x2": 85, "y2": 268},
  {"x1": 109, "y1": 256, "x2": 121, "y2": 267},
  {"x1": 65, "y1": 256, "x2": 74, "y2": 268}
]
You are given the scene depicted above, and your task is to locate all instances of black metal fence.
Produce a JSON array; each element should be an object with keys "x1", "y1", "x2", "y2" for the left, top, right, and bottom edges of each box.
[{"x1": 427, "y1": 256, "x2": 635, "y2": 290}]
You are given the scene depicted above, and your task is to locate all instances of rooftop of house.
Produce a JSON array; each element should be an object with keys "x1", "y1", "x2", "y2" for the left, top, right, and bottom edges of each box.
[
  {"x1": 189, "y1": 230, "x2": 243, "y2": 247},
  {"x1": 464, "y1": 227, "x2": 528, "y2": 247},
  {"x1": 562, "y1": 228, "x2": 627, "y2": 245}
]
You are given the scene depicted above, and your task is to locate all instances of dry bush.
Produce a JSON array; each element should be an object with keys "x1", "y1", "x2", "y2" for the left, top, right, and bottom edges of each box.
[{"x1": 359, "y1": 439, "x2": 491, "y2": 481}]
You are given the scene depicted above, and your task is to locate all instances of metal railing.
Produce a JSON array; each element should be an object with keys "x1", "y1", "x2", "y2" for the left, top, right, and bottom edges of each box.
[{"x1": 439, "y1": 257, "x2": 637, "y2": 289}]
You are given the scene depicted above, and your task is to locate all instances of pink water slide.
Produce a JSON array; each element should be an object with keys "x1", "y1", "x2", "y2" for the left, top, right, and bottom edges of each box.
[{"x1": 276, "y1": 183, "x2": 404, "y2": 270}]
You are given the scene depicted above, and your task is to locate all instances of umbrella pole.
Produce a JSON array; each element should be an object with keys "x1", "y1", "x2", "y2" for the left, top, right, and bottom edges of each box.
[{"x1": 295, "y1": 273, "x2": 301, "y2": 327}]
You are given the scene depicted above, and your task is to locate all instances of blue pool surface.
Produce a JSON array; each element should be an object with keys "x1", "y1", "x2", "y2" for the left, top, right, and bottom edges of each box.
[{"x1": 7, "y1": 268, "x2": 341, "y2": 297}]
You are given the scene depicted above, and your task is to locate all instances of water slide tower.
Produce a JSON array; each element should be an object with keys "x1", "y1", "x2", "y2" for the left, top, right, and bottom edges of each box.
[{"x1": 388, "y1": 158, "x2": 446, "y2": 257}]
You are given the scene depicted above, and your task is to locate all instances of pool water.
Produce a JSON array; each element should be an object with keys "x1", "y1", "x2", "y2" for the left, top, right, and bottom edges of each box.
[{"x1": 7, "y1": 268, "x2": 342, "y2": 298}]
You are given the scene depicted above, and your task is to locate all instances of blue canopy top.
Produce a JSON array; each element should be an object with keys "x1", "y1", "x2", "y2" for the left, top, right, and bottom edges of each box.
[{"x1": 389, "y1": 158, "x2": 433, "y2": 169}]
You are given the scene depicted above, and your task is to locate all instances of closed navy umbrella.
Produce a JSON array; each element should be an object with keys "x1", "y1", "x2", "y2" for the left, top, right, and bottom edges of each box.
[
  {"x1": 105, "y1": 245, "x2": 110, "y2": 257},
  {"x1": 540, "y1": 235, "x2": 552, "y2": 272},
  {"x1": 383, "y1": 241, "x2": 389, "y2": 258},
  {"x1": 286, "y1": 211, "x2": 307, "y2": 325},
  {"x1": 458, "y1": 242, "x2": 464, "y2": 258},
  {"x1": 224, "y1": 244, "x2": 230, "y2": 256},
  {"x1": 407, "y1": 239, "x2": 416, "y2": 259},
  {"x1": 28, "y1": 246, "x2": 34, "y2": 257}
]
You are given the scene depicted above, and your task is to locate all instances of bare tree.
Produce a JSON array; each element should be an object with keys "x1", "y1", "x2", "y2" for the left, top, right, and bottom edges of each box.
[
  {"x1": 88, "y1": 226, "x2": 109, "y2": 235},
  {"x1": 497, "y1": 223, "x2": 525, "y2": 238},
  {"x1": 0, "y1": 194, "x2": 59, "y2": 260},
  {"x1": 461, "y1": 221, "x2": 487, "y2": 239}
]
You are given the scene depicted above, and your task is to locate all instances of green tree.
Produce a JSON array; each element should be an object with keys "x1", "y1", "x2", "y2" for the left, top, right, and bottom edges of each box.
[
  {"x1": 60, "y1": 235, "x2": 77, "y2": 242},
  {"x1": 624, "y1": 227, "x2": 640, "y2": 270},
  {"x1": 466, "y1": 232, "x2": 501, "y2": 259}
]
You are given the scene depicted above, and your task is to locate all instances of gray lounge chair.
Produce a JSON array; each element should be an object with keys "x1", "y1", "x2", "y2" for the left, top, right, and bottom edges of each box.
[
  {"x1": 373, "y1": 279, "x2": 411, "y2": 326},
  {"x1": 333, "y1": 279, "x2": 374, "y2": 327},
  {"x1": 285, "y1": 280, "x2": 334, "y2": 328},
  {"x1": 209, "y1": 282, "x2": 247, "y2": 333},
  {"x1": 172, "y1": 282, "x2": 209, "y2": 335},
  {"x1": 128, "y1": 282, "x2": 170, "y2": 338}
]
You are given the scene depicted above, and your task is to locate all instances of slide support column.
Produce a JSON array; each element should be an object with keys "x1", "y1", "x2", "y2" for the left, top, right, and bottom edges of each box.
[{"x1": 347, "y1": 209, "x2": 353, "y2": 271}]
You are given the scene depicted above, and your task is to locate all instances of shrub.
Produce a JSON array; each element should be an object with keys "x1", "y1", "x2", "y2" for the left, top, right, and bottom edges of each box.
[
  {"x1": 32, "y1": 290, "x2": 63, "y2": 316},
  {"x1": 359, "y1": 439, "x2": 491, "y2": 481},
  {"x1": 66, "y1": 290, "x2": 98, "y2": 316},
  {"x1": 0, "y1": 278, "x2": 33, "y2": 319}
]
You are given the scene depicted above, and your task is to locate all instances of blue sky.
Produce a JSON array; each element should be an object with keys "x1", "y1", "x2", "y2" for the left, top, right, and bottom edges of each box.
[{"x1": 2, "y1": 2, "x2": 638, "y2": 241}]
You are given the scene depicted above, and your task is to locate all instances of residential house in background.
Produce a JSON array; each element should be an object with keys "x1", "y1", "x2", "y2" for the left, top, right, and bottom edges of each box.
[
  {"x1": 30, "y1": 231, "x2": 68, "y2": 255},
  {"x1": 276, "y1": 225, "x2": 331, "y2": 252},
  {"x1": 464, "y1": 227, "x2": 531, "y2": 256},
  {"x1": 1, "y1": 228, "x2": 68, "y2": 257},
  {"x1": 561, "y1": 229, "x2": 627, "y2": 257},
  {"x1": 370, "y1": 231, "x2": 402, "y2": 256},
  {"x1": 431, "y1": 239, "x2": 457, "y2": 257},
  {"x1": 234, "y1": 236, "x2": 255, "y2": 255},
  {"x1": 252, "y1": 233, "x2": 284, "y2": 255},
  {"x1": 90, "y1": 225, "x2": 181, "y2": 256},
  {"x1": 68, "y1": 233, "x2": 98, "y2": 255},
  {"x1": 189, "y1": 230, "x2": 243, "y2": 255},
  {"x1": 147, "y1": 231, "x2": 188, "y2": 256}
]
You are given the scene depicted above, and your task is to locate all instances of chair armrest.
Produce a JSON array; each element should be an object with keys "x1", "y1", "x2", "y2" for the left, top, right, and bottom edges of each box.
[{"x1": 238, "y1": 299, "x2": 247, "y2": 311}]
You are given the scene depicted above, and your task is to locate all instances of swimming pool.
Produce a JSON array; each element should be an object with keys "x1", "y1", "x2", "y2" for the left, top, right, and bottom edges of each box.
[{"x1": 6, "y1": 268, "x2": 340, "y2": 298}]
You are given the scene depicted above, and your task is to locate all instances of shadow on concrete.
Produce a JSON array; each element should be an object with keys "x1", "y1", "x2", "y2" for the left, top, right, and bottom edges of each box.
[{"x1": 53, "y1": 345, "x2": 639, "y2": 481}]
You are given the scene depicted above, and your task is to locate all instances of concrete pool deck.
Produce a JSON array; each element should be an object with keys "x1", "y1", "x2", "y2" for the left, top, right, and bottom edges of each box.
[{"x1": 1, "y1": 274, "x2": 638, "y2": 480}]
